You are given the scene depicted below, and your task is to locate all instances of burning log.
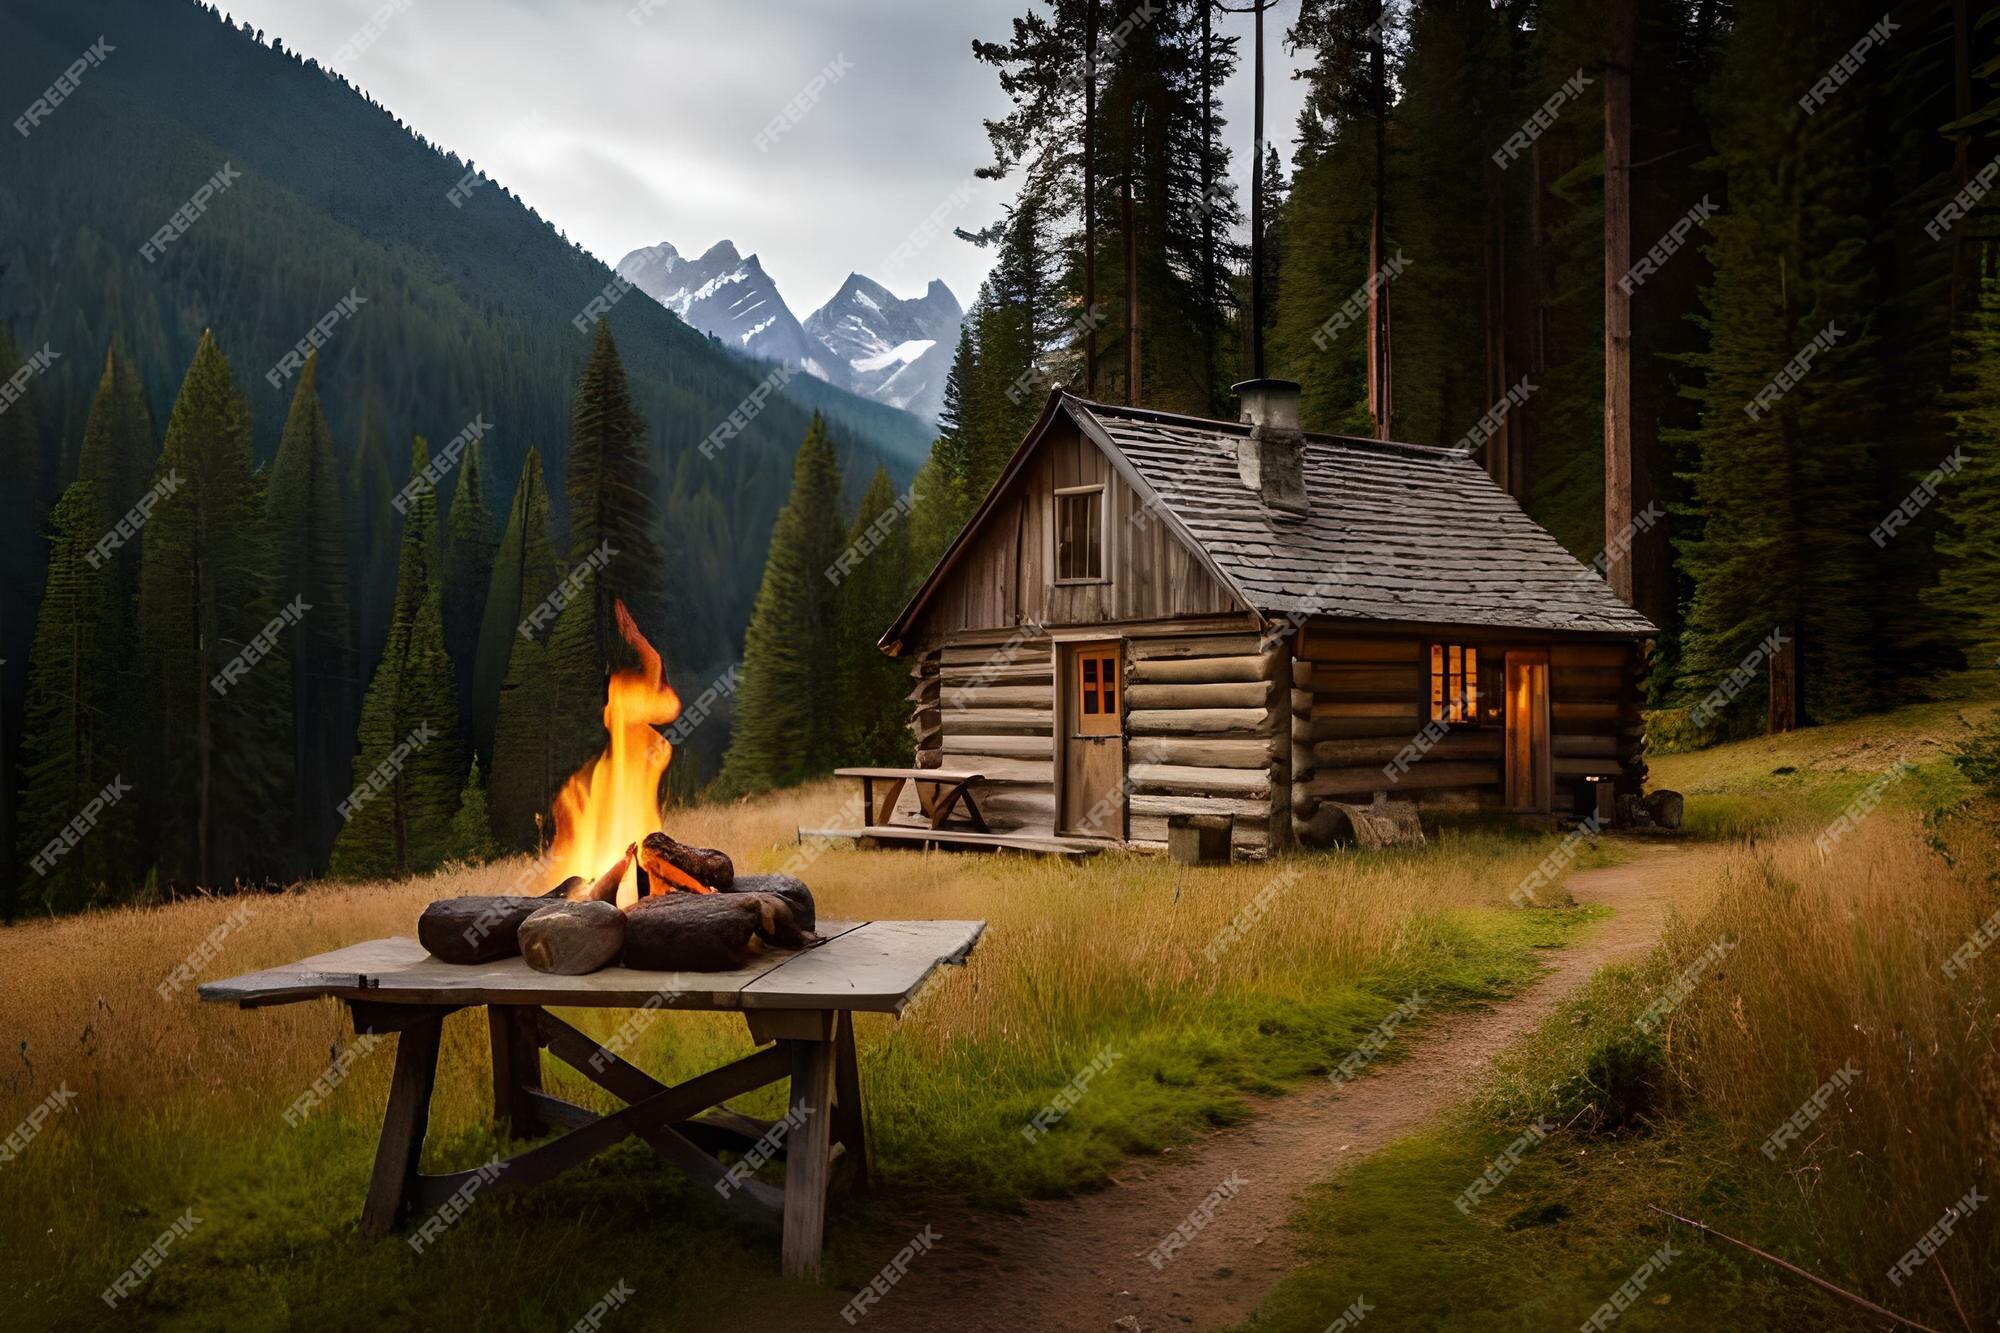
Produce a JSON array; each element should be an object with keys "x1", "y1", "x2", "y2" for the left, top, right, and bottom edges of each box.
[
  {"x1": 572, "y1": 843, "x2": 639, "y2": 904},
  {"x1": 519, "y1": 901, "x2": 626, "y2": 975},
  {"x1": 723, "y1": 872, "x2": 816, "y2": 932},
  {"x1": 417, "y1": 886, "x2": 567, "y2": 964},
  {"x1": 622, "y1": 892, "x2": 817, "y2": 972},
  {"x1": 638, "y1": 832, "x2": 732, "y2": 893}
]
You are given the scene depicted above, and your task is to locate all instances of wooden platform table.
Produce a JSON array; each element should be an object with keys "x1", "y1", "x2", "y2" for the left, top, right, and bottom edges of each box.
[{"x1": 200, "y1": 918, "x2": 984, "y2": 1278}]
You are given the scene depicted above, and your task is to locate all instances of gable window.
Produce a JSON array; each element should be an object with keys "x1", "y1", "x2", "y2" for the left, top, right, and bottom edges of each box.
[
  {"x1": 1055, "y1": 485, "x2": 1106, "y2": 583},
  {"x1": 1430, "y1": 643, "x2": 1480, "y2": 726}
]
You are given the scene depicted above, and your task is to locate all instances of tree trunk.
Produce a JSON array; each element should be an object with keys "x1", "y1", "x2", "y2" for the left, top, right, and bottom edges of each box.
[
  {"x1": 1249, "y1": 0, "x2": 1266, "y2": 380},
  {"x1": 1200, "y1": 0, "x2": 1216, "y2": 398},
  {"x1": 1084, "y1": 0, "x2": 1099, "y2": 396},
  {"x1": 1767, "y1": 627, "x2": 1800, "y2": 734},
  {"x1": 1367, "y1": 0, "x2": 1392, "y2": 439},
  {"x1": 1603, "y1": 0, "x2": 1636, "y2": 606},
  {"x1": 1124, "y1": 150, "x2": 1141, "y2": 406}
]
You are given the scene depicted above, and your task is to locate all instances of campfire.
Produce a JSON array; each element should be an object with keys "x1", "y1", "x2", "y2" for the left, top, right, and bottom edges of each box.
[{"x1": 416, "y1": 601, "x2": 818, "y2": 975}]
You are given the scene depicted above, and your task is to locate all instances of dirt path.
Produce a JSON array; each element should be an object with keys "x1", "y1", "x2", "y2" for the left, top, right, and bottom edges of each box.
[{"x1": 754, "y1": 839, "x2": 1719, "y2": 1333}]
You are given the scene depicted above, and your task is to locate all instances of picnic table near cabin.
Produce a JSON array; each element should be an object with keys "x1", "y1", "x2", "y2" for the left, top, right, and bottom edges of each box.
[
  {"x1": 805, "y1": 767, "x2": 1097, "y2": 856},
  {"x1": 199, "y1": 917, "x2": 984, "y2": 1278}
]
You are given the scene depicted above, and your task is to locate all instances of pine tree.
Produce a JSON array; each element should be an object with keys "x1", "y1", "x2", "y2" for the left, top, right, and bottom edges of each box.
[
  {"x1": 331, "y1": 436, "x2": 463, "y2": 877},
  {"x1": 446, "y1": 756, "x2": 499, "y2": 863},
  {"x1": 75, "y1": 341, "x2": 158, "y2": 522},
  {"x1": 345, "y1": 401, "x2": 398, "y2": 693},
  {"x1": 267, "y1": 351, "x2": 353, "y2": 872},
  {"x1": 16, "y1": 482, "x2": 120, "y2": 912},
  {"x1": 716, "y1": 414, "x2": 849, "y2": 795},
  {"x1": 837, "y1": 467, "x2": 916, "y2": 765},
  {"x1": 0, "y1": 332, "x2": 50, "y2": 916},
  {"x1": 555, "y1": 322, "x2": 662, "y2": 783},
  {"x1": 136, "y1": 331, "x2": 293, "y2": 890},
  {"x1": 441, "y1": 434, "x2": 495, "y2": 722},
  {"x1": 1931, "y1": 277, "x2": 2000, "y2": 670},
  {"x1": 485, "y1": 447, "x2": 569, "y2": 848},
  {"x1": 1674, "y1": 0, "x2": 1894, "y2": 728}
]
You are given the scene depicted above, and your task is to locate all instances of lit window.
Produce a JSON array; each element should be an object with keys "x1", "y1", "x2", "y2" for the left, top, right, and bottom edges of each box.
[
  {"x1": 1431, "y1": 643, "x2": 1479, "y2": 725},
  {"x1": 1056, "y1": 487, "x2": 1104, "y2": 582}
]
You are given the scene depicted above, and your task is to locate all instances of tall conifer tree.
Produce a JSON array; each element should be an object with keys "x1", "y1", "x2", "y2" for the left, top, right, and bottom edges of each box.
[
  {"x1": 136, "y1": 331, "x2": 292, "y2": 889},
  {"x1": 442, "y1": 436, "x2": 495, "y2": 721},
  {"x1": 331, "y1": 436, "x2": 462, "y2": 877},
  {"x1": 717, "y1": 414, "x2": 848, "y2": 795},
  {"x1": 17, "y1": 482, "x2": 120, "y2": 911},
  {"x1": 267, "y1": 351, "x2": 353, "y2": 871},
  {"x1": 837, "y1": 467, "x2": 916, "y2": 765},
  {"x1": 485, "y1": 448, "x2": 568, "y2": 848}
]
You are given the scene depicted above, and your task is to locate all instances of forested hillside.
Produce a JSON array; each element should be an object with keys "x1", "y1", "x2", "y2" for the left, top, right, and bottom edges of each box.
[
  {"x1": 921, "y1": 0, "x2": 1999, "y2": 736},
  {"x1": 0, "y1": 0, "x2": 935, "y2": 895}
]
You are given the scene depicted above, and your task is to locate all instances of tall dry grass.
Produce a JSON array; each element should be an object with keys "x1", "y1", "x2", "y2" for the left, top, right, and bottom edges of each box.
[
  {"x1": 1640, "y1": 803, "x2": 1999, "y2": 1318},
  {"x1": 0, "y1": 780, "x2": 1598, "y2": 1327}
]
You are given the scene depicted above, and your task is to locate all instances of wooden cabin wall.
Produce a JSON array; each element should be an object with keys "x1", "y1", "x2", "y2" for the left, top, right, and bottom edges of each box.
[
  {"x1": 1123, "y1": 630, "x2": 1283, "y2": 859},
  {"x1": 909, "y1": 418, "x2": 1241, "y2": 641},
  {"x1": 1292, "y1": 623, "x2": 1648, "y2": 842},
  {"x1": 922, "y1": 638, "x2": 1059, "y2": 835}
]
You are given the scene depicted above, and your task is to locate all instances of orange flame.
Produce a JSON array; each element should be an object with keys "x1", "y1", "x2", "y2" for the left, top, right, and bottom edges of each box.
[{"x1": 549, "y1": 601, "x2": 680, "y2": 909}]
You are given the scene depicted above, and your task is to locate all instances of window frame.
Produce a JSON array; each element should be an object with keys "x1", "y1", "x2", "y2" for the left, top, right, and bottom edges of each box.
[
  {"x1": 1429, "y1": 642, "x2": 1482, "y2": 729},
  {"x1": 1052, "y1": 483, "x2": 1109, "y2": 585}
]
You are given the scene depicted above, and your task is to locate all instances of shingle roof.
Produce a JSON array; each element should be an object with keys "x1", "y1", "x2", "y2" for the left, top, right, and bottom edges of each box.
[{"x1": 1068, "y1": 394, "x2": 1658, "y2": 637}]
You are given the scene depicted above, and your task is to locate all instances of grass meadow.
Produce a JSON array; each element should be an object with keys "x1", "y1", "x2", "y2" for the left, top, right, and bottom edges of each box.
[
  {"x1": 1, "y1": 783, "x2": 1612, "y2": 1331},
  {"x1": 1240, "y1": 699, "x2": 2000, "y2": 1332}
]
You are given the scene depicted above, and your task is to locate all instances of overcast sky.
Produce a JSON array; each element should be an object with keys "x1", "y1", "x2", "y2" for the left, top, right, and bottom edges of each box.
[{"x1": 224, "y1": 0, "x2": 1309, "y2": 317}]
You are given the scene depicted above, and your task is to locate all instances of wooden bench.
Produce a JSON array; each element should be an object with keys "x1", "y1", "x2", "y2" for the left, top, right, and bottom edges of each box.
[
  {"x1": 834, "y1": 767, "x2": 992, "y2": 832},
  {"x1": 200, "y1": 918, "x2": 983, "y2": 1279},
  {"x1": 795, "y1": 824, "x2": 1099, "y2": 857}
]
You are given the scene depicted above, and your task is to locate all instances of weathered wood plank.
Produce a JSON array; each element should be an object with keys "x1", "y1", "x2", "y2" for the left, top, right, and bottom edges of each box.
[
  {"x1": 1125, "y1": 681, "x2": 1272, "y2": 710},
  {"x1": 1124, "y1": 737, "x2": 1270, "y2": 769},
  {"x1": 1128, "y1": 794, "x2": 1269, "y2": 822},
  {"x1": 1127, "y1": 634, "x2": 1266, "y2": 661},
  {"x1": 1311, "y1": 664, "x2": 1424, "y2": 695},
  {"x1": 1550, "y1": 644, "x2": 1630, "y2": 668},
  {"x1": 1126, "y1": 763, "x2": 1270, "y2": 797},
  {"x1": 941, "y1": 684, "x2": 1050, "y2": 708},
  {"x1": 940, "y1": 734, "x2": 1054, "y2": 758},
  {"x1": 1311, "y1": 700, "x2": 1421, "y2": 721},
  {"x1": 1128, "y1": 654, "x2": 1275, "y2": 685},
  {"x1": 1300, "y1": 631, "x2": 1422, "y2": 663},
  {"x1": 1312, "y1": 761, "x2": 1501, "y2": 796},
  {"x1": 1127, "y1": 707, "x2": 1270, "y2": 736},
  {"x1": 939, "y1": 709, "x2": 1054, "y2": 732}
]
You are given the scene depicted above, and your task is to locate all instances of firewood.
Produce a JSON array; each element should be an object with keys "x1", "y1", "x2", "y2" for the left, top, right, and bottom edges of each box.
[
  {"x1": 639, "y1": 832, "x2": 732, "y2": 892},
  {"x1": 417, "y1": 896, "x2": 555, "y2": 964},
  {"x1": 578, "y1": 843, "x2": 637, "y2": 904},
  {"x1": 518, "y1": 901, "x2": 626, "y2": 975},
  {"x1": 722, "y1": 872, "x2": 816, "y2": 932},
  {"x1": 622, "y1": 893, "x2": 815, "y2": 972},
  {"x1": 551, "y1": 876, "x2": 586, "y2": 900}
]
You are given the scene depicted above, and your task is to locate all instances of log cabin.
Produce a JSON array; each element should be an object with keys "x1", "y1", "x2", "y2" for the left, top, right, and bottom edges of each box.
[{"x1": 876, "y1": 380, "x2": 1658, "y2": 858}]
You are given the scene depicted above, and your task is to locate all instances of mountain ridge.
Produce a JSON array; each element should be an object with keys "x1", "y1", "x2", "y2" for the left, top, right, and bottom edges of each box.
[{"x1": 617, "y1": 240, "x2": 964, "y2": 423}]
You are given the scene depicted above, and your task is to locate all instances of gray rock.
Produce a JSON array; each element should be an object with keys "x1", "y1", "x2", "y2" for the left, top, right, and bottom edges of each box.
[{"x1": 519, "y1": 900, "x2": 626, "y2": 975}]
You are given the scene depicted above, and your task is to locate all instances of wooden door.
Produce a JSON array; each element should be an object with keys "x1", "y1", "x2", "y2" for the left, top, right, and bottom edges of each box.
[
  {"x1": 1060, "y1": 642, "x2": 1125, "y2": 838},
  {"x1": 1505, "y1": 651, "x2": 1552, "y2": 813}
]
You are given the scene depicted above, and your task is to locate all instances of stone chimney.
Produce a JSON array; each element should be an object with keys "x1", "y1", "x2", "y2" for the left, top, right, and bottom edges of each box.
[{"x1": 1232, "y1": 379, "x2": 1308, "y2": 516}]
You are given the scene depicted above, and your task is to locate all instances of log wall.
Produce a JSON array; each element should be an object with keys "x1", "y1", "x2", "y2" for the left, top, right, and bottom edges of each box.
[
  {"x1": 1122, "y1": 630, "x2": 1282, "y2": 859},
  {"x1": 923, "y1": 638, "x2": 1058, "y2": 834},
  {"x1": 1293, "y1": 622, "x2": 1648, "y2": 841}
]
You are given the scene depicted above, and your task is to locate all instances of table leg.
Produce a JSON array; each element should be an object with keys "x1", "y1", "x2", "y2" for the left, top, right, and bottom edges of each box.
[
  {"x1": 830, "y1": 1010, "x2": 870, "y2": 1196},
  {"x1": 780, "y1": 1035, "x2": 837, "y2": 1279},
  {"x1": 360, "y1": 1011, "x2": 444, "y2": 1238},
  {"x1": 488, "y1": 1004, "x2": 545, "y2": 1139}
]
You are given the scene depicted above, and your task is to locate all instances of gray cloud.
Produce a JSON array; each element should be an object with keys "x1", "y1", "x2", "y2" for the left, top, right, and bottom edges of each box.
[{"x1": 228, "y1": 0, "x2": 1305, "y2": 316}]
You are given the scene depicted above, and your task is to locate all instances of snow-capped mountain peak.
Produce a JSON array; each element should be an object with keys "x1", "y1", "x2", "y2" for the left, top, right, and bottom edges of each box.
[{"x1": 615, "y1": 240, "x2": 963, "y2": 425}]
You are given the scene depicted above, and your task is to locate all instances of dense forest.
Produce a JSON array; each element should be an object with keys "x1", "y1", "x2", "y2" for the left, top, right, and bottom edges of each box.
[
  {"x1": 901, "y1": 0, "x2": 2000, "y2": 731},
  {"x1": 6, "y1": 0, "x2": 1999, "y2": 914},
  {"x1": 0, "y1": 0, "x2": 941, "y2": 911}
]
